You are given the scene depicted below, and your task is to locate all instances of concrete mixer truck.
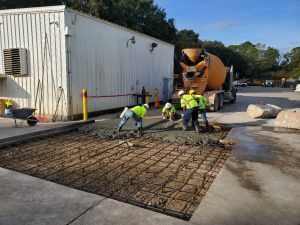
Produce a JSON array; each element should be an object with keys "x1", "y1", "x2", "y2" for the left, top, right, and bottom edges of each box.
[{"x1": 173, "y1": 48, "x2": 237, "y2": 111}]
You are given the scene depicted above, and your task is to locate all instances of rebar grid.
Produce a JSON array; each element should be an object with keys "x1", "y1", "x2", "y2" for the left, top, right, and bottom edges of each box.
[{"x1": 0, "y1": 132, "x2": 232, "y2": 220}]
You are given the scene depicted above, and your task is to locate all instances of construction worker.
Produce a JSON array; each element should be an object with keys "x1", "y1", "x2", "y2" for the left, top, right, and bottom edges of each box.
[
  {"x1": 178, "y1": 90, "x2": 200, "y2": 132},
  {"x1": 162, "y1": 102, "x2": 180, "y2": 121},
  {"x1": 118, "y1": 104, "x2": 149, "y2": 135},
  {"x1": 189, "y1": 89, "x2": 210, "y2": 132}
]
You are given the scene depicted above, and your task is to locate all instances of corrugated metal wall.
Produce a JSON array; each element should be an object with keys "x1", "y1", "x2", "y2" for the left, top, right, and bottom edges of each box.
[
  {"x1": 0, "y1": 6, "x2": 68, "y2": 118},
  {"x1": 0, "y1": 6, "x2": 174, "y2": 119},
  {"x1": 65, "y1": 9, "x2": 174, "y2": 115}
]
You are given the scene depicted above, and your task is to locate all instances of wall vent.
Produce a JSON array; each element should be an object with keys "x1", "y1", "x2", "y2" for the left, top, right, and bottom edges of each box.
[{"x1": 3, "y1": 48, "x2": 28, "y2": 76}]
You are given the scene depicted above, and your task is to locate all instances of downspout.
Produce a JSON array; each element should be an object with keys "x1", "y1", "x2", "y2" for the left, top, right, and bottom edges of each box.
[{"x1": 65, "y1": 26, "x2": 73, "y2": 120}]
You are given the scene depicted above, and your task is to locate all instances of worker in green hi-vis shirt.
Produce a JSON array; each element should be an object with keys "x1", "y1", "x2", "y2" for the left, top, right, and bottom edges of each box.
[
  {"x1": 162, "y1": 102, "x2": 181, "y2": 121},
  {"x1": 118, "y1": 104, "x2": 149, "y2": 135},
  {"x1": 189, "y1": 89, "x2": 210, "y2": 132}
]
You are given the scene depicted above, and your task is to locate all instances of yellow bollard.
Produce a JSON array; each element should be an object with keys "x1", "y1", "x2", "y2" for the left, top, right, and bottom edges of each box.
[
  {"x1": 145, "y1": 89, "x2": 150, "y2": 105},
  {"x1": 82, "y1": 88, "x2": 88, "y2": 121}
]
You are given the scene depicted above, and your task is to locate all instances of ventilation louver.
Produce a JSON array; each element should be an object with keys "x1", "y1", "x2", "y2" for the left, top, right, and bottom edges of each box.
[{"x1": 3, "y1": 48, "x2": 28, "y2": 76}]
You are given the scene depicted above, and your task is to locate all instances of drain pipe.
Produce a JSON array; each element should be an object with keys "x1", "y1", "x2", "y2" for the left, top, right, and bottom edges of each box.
[{"x1": 65, "y1": 26, "x2": 73, "y2": 120}]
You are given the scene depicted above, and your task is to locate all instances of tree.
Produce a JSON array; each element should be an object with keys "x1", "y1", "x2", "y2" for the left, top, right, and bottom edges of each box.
[
  {"x1": 69, "y1": 0, "x2": 177, "y2": 43},
  {"x1": 202, "y1": 40, "x2": 227, "y2": 63},
  {"x1": 258, "y1": 47, "x2": 280, "y2": 72},
  {"x1": 0, "y1": 0, "x2": 62, "y2": 9},
  {"x1": 286, "y1": 47, "x2": 300, "y2": 79}
]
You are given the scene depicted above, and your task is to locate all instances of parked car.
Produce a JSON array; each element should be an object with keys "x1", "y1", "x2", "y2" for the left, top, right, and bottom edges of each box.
[
  {"x1": 295, "y1": 84, "x2": 300, "y2": 92},
  {"x1": 264, "y1": 80, "x2": 274, "y2": 87},
  {"x1": 233, "y1": 80, "x2": 247, "y2": 87}
]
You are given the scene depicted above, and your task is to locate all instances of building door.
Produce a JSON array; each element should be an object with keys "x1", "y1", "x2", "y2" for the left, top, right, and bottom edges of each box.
[{"x1": 163, "y1": 77, "x2": 170, "y2": 103}]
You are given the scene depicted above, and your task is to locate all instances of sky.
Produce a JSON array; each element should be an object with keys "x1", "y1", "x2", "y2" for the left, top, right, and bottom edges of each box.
[{"x1": 154, "y1": 0, "x2": 300, "y2": 54}]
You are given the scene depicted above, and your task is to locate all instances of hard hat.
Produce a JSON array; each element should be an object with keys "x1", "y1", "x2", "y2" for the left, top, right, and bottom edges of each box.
[
  {"x1": 143, "y1": 104, "x2": 149, "y2": 109},
  {"x1": 189, "y1": 89, "x2": 196, "y2": 95},
  {"x1": 165, "y1": 103, "x2": 172, "y2": 109},
  {"x1": 178, "y1": 90, "x2": 185, "y2": 96}
]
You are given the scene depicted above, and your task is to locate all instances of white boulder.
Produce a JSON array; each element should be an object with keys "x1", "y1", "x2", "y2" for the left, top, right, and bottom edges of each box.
[
  {"x1": 275, "y1": 109, "x2": 300, "y2": 129},
  {"x1": 247, "y1": 104, "x2": 282, "y2": 119}
]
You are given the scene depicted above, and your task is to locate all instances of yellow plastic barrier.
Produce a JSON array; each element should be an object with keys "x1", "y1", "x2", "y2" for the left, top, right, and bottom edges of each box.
[{"x1": 145, "y1": 89, "x2": 150, "y2": 105}]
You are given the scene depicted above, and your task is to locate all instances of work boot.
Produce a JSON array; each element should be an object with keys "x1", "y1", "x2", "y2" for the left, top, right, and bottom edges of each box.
[
  {"x1": 204, "y1": 121, "x2": 210, "y2": 132},
  {"x1": 137, "y1": 127, "x2": 143, "y2": 135},
  {"x1": 117, "y1": 126, "x2": 122, "y2": 132}
]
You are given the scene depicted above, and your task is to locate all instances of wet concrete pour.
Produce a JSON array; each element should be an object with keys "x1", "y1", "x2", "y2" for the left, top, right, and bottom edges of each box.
[
  {"x1": 79, "y1": 120, "x2": 231, "y2": 147},
  {"x1": 0, "y1": 121, "x2": 234, "y2": 221}
]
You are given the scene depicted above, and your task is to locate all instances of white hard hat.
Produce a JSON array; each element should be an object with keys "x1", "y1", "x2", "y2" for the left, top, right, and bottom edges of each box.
[
  {"x1": 143, "y1": 104, "x2": 149, "y2": 109},
  {"x1": 165, "y1": 103, "x2": 172, "y2": 108},
  {"x1": 178, "y1": 90, "x2": 185, "y2": 96}
]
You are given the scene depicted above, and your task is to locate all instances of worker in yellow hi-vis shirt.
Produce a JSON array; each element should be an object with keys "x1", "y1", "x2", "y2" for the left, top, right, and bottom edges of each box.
[
  {"x1": 118, "y1": 104, "x2": 149, "y2": 135},
  {"x1": 189, "y1": 89, "x2": 210, "y2": 132},
  {"x1": 178, "y1": 90, "x2": 200, "y2": 132}
]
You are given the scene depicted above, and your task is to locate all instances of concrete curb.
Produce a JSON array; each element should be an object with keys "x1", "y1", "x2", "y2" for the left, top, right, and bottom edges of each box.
[{"x1": 0, "y1": 120, "x2": 95, "y2": 148}]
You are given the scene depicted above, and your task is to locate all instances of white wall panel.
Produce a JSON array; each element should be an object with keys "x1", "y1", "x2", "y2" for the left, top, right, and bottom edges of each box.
[
  {"x1": 65, "y1": 9, "x2": 174, "y2": 115},
  {"x1": 0, "y1": 6, "x2": 174, "y2": 119},
  {"x1": 0, "y1": 6, "x2": 68, "y2": 118}
]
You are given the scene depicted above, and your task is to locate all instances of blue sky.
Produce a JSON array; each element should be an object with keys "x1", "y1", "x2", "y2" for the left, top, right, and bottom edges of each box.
[{"x1": 154, "y1": 0, "x2": 300, "y2": 54}]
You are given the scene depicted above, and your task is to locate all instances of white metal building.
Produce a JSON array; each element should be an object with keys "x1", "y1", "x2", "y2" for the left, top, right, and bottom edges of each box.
[{"x1": 0, "y1": 5, "x2": 174, "y2": 119}]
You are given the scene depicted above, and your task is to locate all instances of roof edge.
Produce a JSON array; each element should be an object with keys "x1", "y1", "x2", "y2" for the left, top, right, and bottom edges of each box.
[{"x1": 0, "y1": 5, "x2": 65, "y2": 15}]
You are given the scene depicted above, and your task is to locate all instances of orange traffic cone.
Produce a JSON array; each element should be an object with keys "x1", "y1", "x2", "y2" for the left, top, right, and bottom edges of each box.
[
  {"x1": 154, "y1": 88, "x2": 160, "y2": 108},
  {"x1": 155, "y1": 97, "x2": 160, "y2": 108}
]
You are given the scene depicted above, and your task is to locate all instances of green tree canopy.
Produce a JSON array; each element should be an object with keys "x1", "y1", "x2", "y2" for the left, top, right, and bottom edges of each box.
[
  {"x1": 285, "y1": 47, "x2": 300, "y2": 78},
  {"x1": 68, "y1": 0, "x2": 177, "y2": 43}
]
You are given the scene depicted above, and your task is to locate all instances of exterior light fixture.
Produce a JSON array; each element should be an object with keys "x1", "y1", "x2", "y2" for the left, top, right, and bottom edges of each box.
[
  {"x1": 150, "y1": 42, "x2": 158, "y2": 52},
  {"x1": 127, "y1": 36, "x2": 135, "y2": 47}
]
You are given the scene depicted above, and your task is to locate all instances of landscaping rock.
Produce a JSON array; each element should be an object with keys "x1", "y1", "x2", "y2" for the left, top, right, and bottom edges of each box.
[
  {"x1": 247, "y1": 104, "x2": 282, "y2": 118},
  {"x1": 275, "y1": 109, "x2": 300, "y2": 129}
]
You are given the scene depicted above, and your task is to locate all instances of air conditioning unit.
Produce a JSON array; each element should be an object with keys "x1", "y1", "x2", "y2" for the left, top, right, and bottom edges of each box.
[{"x1": 3, "y1": 48, "x2": 28, "y2": 76}]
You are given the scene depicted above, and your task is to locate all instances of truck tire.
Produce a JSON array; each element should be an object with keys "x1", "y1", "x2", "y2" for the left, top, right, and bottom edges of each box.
[
  {"x1": 210, "y1": 94, "x2": 219, "y2": 112},
  {"x1": 218, "y1": 93, "x2": 224, "y2": 109}
]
